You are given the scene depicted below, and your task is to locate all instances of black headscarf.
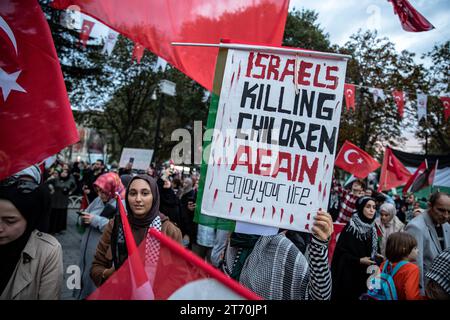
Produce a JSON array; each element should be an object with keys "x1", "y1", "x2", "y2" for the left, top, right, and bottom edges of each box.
[
  {"x1": 0, "y1": 181, "x2": 48, "y2": 294},
  {"x1": 355, "y1": 196, "x2": 376, "y2": 224}
]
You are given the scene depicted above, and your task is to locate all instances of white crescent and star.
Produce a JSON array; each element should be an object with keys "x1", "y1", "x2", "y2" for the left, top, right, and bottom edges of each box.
[
  {"x1": 344, "y1": 149, "x2": 363, "y2": 165},
  {"x1": 0, "y1": 15, "x2": 18, "y2": 55},
  {"x1": 346, "y1": 89, "x2": 353, "y2": 97},
  {"x1": 0, "y1": 14, "x2": 26, "y2": 102}
]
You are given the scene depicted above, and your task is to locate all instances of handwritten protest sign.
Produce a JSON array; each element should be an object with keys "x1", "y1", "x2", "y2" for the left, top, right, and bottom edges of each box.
[{"x1": 197, "y1": 44, "x2": 349, "y2": 232}]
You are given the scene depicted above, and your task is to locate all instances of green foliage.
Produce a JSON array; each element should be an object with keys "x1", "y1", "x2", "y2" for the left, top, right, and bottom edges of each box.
[
  {"x1": 283, "y1": 9, "x2": 330, "y2": 51},
  {"x1": 337, "y1": 30, "x2": 427, "y2": 155},
  {"x1": 415, "y1": 41, "x2": 450, "y2": 154}
]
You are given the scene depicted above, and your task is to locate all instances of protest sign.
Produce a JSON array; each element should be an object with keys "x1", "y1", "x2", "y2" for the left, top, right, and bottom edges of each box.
[
  {"x1": 196, "y1": 44, "x2": 349, "y2": 232},
  {"x1": 119, "y1": 148, "x2": 154, "y2": 170}
]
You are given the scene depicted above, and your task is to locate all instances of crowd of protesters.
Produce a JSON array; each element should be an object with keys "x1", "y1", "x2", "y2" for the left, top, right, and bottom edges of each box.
[{"x1": 0, "y1": 159, "x2": 449, "y2": 300}]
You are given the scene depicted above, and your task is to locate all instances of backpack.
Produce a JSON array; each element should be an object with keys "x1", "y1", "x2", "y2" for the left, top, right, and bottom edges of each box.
[{"x1": 364, "y1": 260, "x2": 408, "y2": 300}]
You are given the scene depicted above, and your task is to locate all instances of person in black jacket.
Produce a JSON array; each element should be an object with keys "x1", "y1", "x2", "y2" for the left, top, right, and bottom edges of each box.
[
  {"x1": 156, "y1": 176, "x2": 182, "y2": 231},
  {"x1": 331, "y1": 196, "x2": 382, "y2": 300}
]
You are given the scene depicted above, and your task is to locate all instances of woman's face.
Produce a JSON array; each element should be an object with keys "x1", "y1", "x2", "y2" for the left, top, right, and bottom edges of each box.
[
  {"x1": 60, "y1": 170, "x2": 68, "y2": 178},
  {"x1": 380, "y1": 210, "x2": 392, "y2": 225},
  {"x1": 363, "y1": 200, "x2": 376, "y2": 220},
  {"x1": 128, "y1": 179, "x2": 153, "y2": 218},
  {"x1": 0, "y1": 199, "x2": 27, "y2": 245},
  {"x1": 96, "y1": 187, "x2": 110, "y2": 203}
]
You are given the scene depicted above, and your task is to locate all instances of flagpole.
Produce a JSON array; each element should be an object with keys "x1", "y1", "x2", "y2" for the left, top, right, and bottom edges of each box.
[{"x1": 171, "y1": 42, "x2": 352, "y2": 61}]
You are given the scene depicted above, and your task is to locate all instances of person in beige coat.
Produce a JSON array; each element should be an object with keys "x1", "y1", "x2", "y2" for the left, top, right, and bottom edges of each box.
[
  {"x1": 0, "y1": 174, "x2": 63, "y2": 300},
  {"x1": 375, "y1": 202, "x2": 405, "y2": 257}
]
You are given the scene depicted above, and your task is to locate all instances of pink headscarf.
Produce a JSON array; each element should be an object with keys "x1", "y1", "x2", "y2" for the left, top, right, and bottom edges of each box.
[{"x1": 94, "y1": 172, "x2": 126, "y2": 200}]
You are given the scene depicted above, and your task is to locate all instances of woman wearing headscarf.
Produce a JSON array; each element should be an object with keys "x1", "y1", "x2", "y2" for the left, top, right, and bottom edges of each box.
[
  {"x1": 156, "y1": 175, "x2": 182, "y2": 232},
  {"x1": 331, "y1": 196, "x2": 379, "y2": 300},
  {"x1": 178, "y1": 178, "x2": 198, "y2": 249},
  {"x1": 0, "y1": 175, "x2": 63, "y2": 299},
  {"x1": 375, "y1": 202, "x2": 405, "y2": 257},
  {"x1": 46, "y1": 167, "x2": 77, "y2": 234},
  {"x1": 76, "y1": 172, "x2": 125, "y2": 300},
  {"x1": 222, "y1": 210, "x2": 334, "y2": 300},
  {"x1": 90, "y1": 175, "x2": 182, "y2": 287}
]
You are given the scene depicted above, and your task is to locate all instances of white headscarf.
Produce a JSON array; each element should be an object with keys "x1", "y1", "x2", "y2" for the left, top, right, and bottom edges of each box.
[{"x1": 375, "y1": 203, "x2": 405, "y2": 256}]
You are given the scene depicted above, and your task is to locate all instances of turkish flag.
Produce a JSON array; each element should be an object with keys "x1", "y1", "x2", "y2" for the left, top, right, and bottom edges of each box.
[
  {"x1": 0, "y1": 0, "x2": 78, "y2": 181},
  {"x1": 393, "y1": 90, "x2": 405, "y2": 118},
  {"x1": 378, "y1": 147, "x2": 412, "y2": 192},
  {"x1": 79, "y1": 19, "x2": 94, "y2": 48},
  {"x1": 88, "y1": 197, "x2": 260, "y2": 300},
  {"x1": 440, "y1": 97, "x2": 450, "y2": 121},
  {"x1": 132, "y1": 43, "x2": 145, "y2": 64},
  {"x1": 344, "y1": 83, "x2": 356, "y2": 111},
  {"x1": 334, "y1": 141, "x2": 380, "y2": 179},
  {"x1": 52, "y1": 0, "x2": 289, "y2": 91},
  {"x1": 388, "y1": 0, "x2": 434, "y2": 32}
]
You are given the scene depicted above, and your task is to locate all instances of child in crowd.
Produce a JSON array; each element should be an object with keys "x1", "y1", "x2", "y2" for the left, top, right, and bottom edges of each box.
[{"x1": 380, "y1": 232, "x2": 425, "y2": 300}]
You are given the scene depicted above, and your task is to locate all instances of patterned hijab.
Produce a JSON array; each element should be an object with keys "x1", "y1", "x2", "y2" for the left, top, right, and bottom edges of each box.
[{"x1": 93, "y1": 172, "x2": 125, "y2": 200}]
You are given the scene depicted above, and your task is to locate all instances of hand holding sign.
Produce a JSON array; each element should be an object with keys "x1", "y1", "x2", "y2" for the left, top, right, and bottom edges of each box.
[{"x1": 311, "y1": 210, "x2": 333, "y2": 242}]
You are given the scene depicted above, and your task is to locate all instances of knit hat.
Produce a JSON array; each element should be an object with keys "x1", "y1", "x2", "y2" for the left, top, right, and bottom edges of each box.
[{"x1": 425, "y1": 248, "x2": 450, "y2": 296}]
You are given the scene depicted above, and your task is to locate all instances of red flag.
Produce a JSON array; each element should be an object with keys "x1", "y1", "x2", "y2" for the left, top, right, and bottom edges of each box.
[
  {"x1": 403, "y1": 160, "x2": 428, "y2": 194},
  {"x1": 388, "y1": 0, "x2": 434, "y2": 32},
  {"x1": 79, "y1": 19, "x2": 94, "y2": 48},
  {"x1": 440, "y1": 97, "x2": 450, "y2": 121},
  {"x1": 52, "y1": 0, "x2": 289, "y2": 91},
  {"x1": 334, "y1": 141, "x2": 380, "y2": 179},
  {"x1": 393, "y1": 90, "x2": 405, "y2": 118},
  {"x1": 328, "y1": 223, "x2": 345, "y2": 266},
  {"x1": 378, "y1": 147, "x2": 412, "y2": 192},
  {"x1": 88, "y1": 222, "x2": 261, "y2": 300},
  {"x1": 79, "y1": 193, "x2": 89, "y2": 211},
  {"x1": 344, "y1": 83, "x2": 356, "y2": 111},
  {"x1": 0, "y1": 0, "x2": 78, "y2": 181},
  {"x1": 132, "y1": 43, "x2": 145, "y2": 64}
]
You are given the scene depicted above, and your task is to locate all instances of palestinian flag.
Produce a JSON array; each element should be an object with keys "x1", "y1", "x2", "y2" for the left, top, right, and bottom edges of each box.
[{"x1": 391, "y1": 149, "x2": 450, "y2": 192}]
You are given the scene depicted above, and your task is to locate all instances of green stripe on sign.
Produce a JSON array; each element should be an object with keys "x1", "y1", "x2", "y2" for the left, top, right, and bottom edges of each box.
[{"x1": 194, "y1": 48, "x2": 235, "y2": 231}]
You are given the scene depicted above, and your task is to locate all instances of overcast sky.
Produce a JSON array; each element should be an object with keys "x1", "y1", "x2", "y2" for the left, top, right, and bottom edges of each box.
[
  {"x1": 289, "y1": 0, "x2": 449, "y2": 60},
  {"x1": 289, "y1": 0, "x2": 449, "y2": 153}
]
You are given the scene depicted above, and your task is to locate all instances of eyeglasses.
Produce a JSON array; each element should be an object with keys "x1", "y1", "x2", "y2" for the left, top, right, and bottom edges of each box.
[{"x1": 0, "y1": 177, "x2": 39, "y2": 194}]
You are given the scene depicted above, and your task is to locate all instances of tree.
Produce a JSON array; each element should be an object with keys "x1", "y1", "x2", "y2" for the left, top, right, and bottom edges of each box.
[
  {"x1": 415, "y1": 41, "x2": 450, "y2": 154},
  {"x1": 82, "y1": 37, "x2": 160, "y2": 161},
  {"x1": 283, "y1": 9, "x2": 331, "y2": 51},
  {"x1": 39, "y1": 0, "x2": 108, "y2": 109},
  {"x1": 336, "y1": 30, "x2": 426, "y2": 156}
]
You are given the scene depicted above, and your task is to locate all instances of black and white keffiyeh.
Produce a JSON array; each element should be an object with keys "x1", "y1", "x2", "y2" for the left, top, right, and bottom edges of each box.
[
  {"x1": 347, "y1": 213, "x2": 378, "y2": 259},
  {"x1": 223, "y1": 233, "x2": 331, "y2": 300}
]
